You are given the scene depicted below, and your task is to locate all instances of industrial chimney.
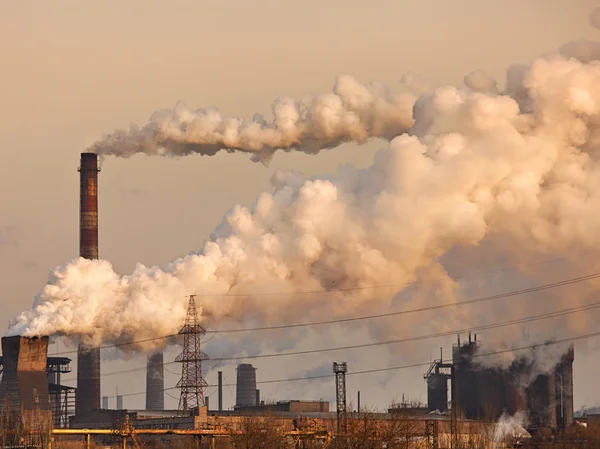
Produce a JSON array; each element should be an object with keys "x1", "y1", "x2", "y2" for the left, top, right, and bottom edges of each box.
[
  {"x1": 235, "y1": 364, "x2": 257, "y2": 408},
  {"x1": 146, "y1": 352, "x2": 165, "y2": 411},
  {"x1": 0, "y1": 336, "x2": 53, "y2": 431},
  {"x1": 76, "y1": 153, "x2": 101, "y2": 415}
]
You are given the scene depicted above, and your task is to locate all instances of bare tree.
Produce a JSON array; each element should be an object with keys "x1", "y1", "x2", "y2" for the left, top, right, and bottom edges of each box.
[{"x1": 229, "y1": 414, "x2": 290, "y2": 449}]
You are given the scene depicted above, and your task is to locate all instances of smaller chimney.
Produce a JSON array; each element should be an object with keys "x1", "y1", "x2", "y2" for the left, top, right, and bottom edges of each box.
[
  {"x1": 255, "y1": 389, "x2": 260, "y2": 406},
  {"x1": 218, "y1": 371, "x2": 223, "y2": 411},
  {"x1": 358, "y1": 391, "x2": 361, "y2": 412},
  {"x1": 117, "y1": 395, "x2": 123, "y2": 410},
  {"x1": 102, "y1": 396, "x2": 108, "y2": 409},
  {"x1": 205, "y1": 396, "x2": 210, "y2": 411}
]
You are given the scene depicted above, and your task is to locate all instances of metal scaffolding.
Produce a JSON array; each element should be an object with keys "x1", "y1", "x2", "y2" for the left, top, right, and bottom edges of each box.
[{"x1": 176, "y1": 295, "x2": 209, "y2": 414}]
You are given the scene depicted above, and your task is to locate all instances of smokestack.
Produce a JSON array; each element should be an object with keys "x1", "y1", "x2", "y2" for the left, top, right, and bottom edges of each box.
[
  {"x1": 255, "y1": 389, "x2": 260, "y2": 406},
  {"x1": 0, "y1": 336, "x2": 53, "y2": 428},
  {"x1": 117, "y1": 395, "x2": 123, "y2": 410},
  {"x1": 236, "y1": 364, "x2": 257, "y2": 407},
  {"x1": 76, "y1": 153, "x2": 101, "y2": 415},
  {"x1": 146, "y1": 352, "x2": 164, "y2": 411},
  {"x1": 0, "y1": 336, "x2": 51, "y2": 409},
  {"x1": 218, "y1": 371, "x2": 223, "y2": 411},
  {"x1": 358, "y1": 391, "x2": 361, "y2": 412},
  {"x1": 102, "y1": 396, "x2": 108, "y2": 409}
]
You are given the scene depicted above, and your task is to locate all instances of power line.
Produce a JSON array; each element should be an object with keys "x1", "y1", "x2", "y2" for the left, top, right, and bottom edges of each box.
[
  {"x1": 52, "y1": 270, "x2": 600, "y2": 356},
  {"x1": 60, "y1": 299, "x2": 600, "y2": 382},
  {"x1": 100, "y1": 328, "x2": 600, "y2": 399},
  {"x1": 191, "y1": 250, "x2": 600, "y2": 297},
  {"x1": 210, "y1": 272, "x2": 600, "y2": 334}
]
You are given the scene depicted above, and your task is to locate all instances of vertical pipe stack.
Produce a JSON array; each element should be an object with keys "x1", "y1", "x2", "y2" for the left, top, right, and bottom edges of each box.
[
  {"x1": 146, "y1": 352, "x2": 165, "y2": 411},
  {"x1": 218, "y1": 371, "x2": 223, "y2": 411},
  {"x1": 76, "y1": 153, "x2": 101, "y2": 415}
]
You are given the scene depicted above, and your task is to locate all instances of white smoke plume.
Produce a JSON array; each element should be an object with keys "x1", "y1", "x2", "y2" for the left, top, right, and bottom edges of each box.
[
  {"x1": 491, "y1": 411, "x2": 530, "y2": 447},
  {"x1": 7, "y1": 36, "x2": 600, "y2": 376},
  {"x1": 88, "y1": 75, "x2": 415, "y2": 164}
]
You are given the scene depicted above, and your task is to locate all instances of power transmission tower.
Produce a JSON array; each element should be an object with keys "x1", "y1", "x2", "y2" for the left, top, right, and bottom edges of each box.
[
  {"x1": 176, "y1": 295, "x2": 209, "y2": 414},
  {"x1": 333, "y1": 362, "x2": 347, "y2": 434}
]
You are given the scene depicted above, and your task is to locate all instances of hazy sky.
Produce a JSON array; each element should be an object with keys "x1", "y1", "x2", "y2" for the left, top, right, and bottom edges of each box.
[{"x1": 1, "y1": 0, "x2": 599, "y2": 412}]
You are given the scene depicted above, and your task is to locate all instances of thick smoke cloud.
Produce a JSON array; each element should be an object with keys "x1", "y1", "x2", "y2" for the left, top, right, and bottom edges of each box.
[
  {"x1": 7, "y1": 40, "x2": 600, "y2": 374},
  {"x1": 88, "y1": 75, "x2": 415, "y2": 164}
]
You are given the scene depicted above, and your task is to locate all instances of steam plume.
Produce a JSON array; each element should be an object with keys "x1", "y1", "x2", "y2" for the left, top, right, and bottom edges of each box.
[
  {"x1": 88, "y1": 76, "x2": 415, "y2": 163},
  {"x1": 7, "y1": 38, "x2": 600, "y2": 373}
]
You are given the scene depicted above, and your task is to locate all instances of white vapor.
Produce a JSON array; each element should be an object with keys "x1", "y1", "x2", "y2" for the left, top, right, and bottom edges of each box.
[
  {"x1": 88, "y1": 75, "x2": 415, "y2": 164},
  {"x1": 7, "y1": 36, "x2": 600, "y2": 377}
]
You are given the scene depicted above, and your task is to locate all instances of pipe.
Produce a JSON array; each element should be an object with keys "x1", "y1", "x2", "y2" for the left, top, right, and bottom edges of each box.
[
  {"x1": 218, "y1": 371, "x2": 223, "y2": 411},
  {"x1": 76, "y1": 153, "x2": 101, "y2": 415},
  {"x1": 357, "y1": 391, "x2": 361, "y2": 412}
]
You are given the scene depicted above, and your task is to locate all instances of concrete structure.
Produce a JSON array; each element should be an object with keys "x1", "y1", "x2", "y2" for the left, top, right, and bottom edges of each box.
[
  {"x1": 146, "y1": 352, "x2": 165, "y2": 411},
  {"x1": 0, "y1": 336, "x2": 53, "y2": 443},
  {"x1": 77, "y1": 152, "x2": 101, "y2": 415},
  {"x1": 235, "y1": 364, "x2": 257, "y2": 408}
]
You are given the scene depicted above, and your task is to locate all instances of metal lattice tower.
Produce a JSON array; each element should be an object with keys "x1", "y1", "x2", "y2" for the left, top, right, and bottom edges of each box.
[
  {"x1": 176, "y1": 295, "x2": 209, "y2": 414},
  {"x1": 333, "y1": 362, "x2": 347, "y2": 434}
]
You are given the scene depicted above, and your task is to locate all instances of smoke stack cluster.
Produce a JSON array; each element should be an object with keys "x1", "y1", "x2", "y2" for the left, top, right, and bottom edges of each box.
[
  {"x1": 76, "y1": 153, "x2": 101, "y2": 415},
  {"x1": 6, "y1": 28, "x2": 600, "y2": 389}
]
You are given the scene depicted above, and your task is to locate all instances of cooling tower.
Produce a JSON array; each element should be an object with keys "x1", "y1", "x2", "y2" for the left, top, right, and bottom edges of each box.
[
  {"x1": 0, "y1": 336, "x2": 53, "y2": 428},
  {"x1": 76, "y1": 153, "x2": 101, "y2": 415},
  {"x1": 145, "y1": 352, "x2": 164, "y2": 411},
  {"x1": 235, "y1": 364, "x2": 257, "y2": 407}
]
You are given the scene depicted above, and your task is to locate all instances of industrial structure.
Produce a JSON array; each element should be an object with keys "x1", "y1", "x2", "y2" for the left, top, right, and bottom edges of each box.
[
  {"x1": 0, "y1": 336, "x2": 53, "y2": 447},
  {"x1": 0, "y1": 152, "x2": 588, "y2": 448},
  {"x1": 424, "y1": 333, "x2": 575, "y2": 431},
  {"x1": 77, "y1": 152, "x2": 101, "y2": 415},
  {"x1": 146, "y1": 352, "x2": 165, "y2": 411},
  {"x1": 235, "y1": 364, "x2": 257, "y2": 409},
  {"x1": 176, "y1": 295, "x2": 209, "y2": 413},
  {"x1": 333, "y1": 361, "x2": 347, "y2": 433}
]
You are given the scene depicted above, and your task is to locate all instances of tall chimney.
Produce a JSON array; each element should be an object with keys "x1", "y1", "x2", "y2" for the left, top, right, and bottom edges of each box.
[
  {"x1": 218, "y1": 371, "x2": 223, "y2": 411},
  {"x1": 146, "y1": 352, "x2": 164, "y2": 411},
  {"x1": 76, "y1": 153, "x2": 101, "y2": 415}
]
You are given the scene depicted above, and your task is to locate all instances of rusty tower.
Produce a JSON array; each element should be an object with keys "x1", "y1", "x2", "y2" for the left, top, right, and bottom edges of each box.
[
  {"x1": 176, "y1": 295, "x2": 209, "y2": 414},
  {"x1": 77, "y1": 153, "x2": 101, "y2": 415},
  {"x1": 333, "y1": 362, "x2": 347, "y2": 434}
]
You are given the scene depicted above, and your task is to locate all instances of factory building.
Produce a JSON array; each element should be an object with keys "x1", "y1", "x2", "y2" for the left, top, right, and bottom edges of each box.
[
  {"x1": 425, "y1": 334, "x2": 574, "y2": 430},
  {"x1": 233, "y1": 400, "x2": 330, "y2": 413}
]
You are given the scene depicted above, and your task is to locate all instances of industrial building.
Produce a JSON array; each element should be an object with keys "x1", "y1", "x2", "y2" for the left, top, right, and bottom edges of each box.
[{"x1": 425, "y1": 333, "x2": 575, "y2": 430}]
